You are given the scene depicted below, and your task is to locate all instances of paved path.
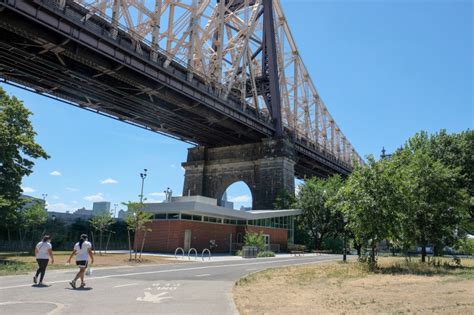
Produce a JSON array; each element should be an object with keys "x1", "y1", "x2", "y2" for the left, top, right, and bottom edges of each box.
[{"x1": 0, "y1": 254, "x2": 342, "y2": 314}]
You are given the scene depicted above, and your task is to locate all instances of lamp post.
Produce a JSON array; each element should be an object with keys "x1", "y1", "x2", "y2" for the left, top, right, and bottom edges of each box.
[
  {"x1": 113, "y1": 203, "x2": 118, "y2": 218},
  {"x1": 343, "y1": 215, "x2": 348, "y2": 262},
  {"x1": 139, "y1": 169, "x2": 148, "y2": 203},
  {"x1": 42, "y1": 193, "x2": 48, "y2": 210}
]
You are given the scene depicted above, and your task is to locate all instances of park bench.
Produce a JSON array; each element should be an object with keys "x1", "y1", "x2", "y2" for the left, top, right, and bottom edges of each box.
[{"x1": 290, "y1": 250, "x2": 305, "y2": 256}]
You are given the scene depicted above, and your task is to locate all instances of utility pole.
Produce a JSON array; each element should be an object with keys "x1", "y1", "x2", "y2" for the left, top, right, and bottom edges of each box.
[{"x1": 42, "y1": 193, "x2": 48, "y2": 211}]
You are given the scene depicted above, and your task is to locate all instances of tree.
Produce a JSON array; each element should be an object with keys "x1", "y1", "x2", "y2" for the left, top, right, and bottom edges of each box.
[
  {"x1": 123, "y1": 201, "x2": 153, "y2": 261},
  {"x1": 298, "y1": 175, "x2": 344, "y2": 250},
  {"x1": 395, "y1": 136, "x2": 469, "y2": 262},
  {"x1": 0, "y1": 87, "x2": 49, "y2": 233},
  {"x1": 90, "y1": 212, "x2": 115, "y2": 255},
  {"x1": 273, "y1": 189, "x2": 296, "y2": 210},
  {"x1": 338, "y1": 157, "x2": 403, "y2": 264},
  {"x1": 17, "y1": 199, "x2": 47, "y2": 249}
]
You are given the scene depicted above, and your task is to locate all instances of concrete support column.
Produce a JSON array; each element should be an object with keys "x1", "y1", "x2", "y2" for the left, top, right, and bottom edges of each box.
[{"x1": 182, "y1": 139, "x2": 296, "y2": 210}]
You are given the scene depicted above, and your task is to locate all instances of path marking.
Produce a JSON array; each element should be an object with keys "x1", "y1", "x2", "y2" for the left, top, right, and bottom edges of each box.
[
  {"x1": 136, "y1": 291, "x2": 172, "y2": 304},
  {"x1": 0, "y1": 257, "x2": 340, "y2": 290},
  {"x1": 195, "y1": 274, "x2": 210, "y2": 277},
  {"x1": 0, "y1": 301, "x2": 65, "y2": 315},
  {"x1": 113, "y1": 283, "x2": 138, "y2": 288},
  {"x1": 246, "y1": 268, "x2": 257, "y2": 271}
]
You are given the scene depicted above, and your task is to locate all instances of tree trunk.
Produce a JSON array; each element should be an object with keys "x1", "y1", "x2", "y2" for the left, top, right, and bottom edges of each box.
[
  {"x1": 99, "y1": 230, "x2": 103, "y2": 255},
  {"x1": 356, "y1": 243, "x2": 362, "y2": 257},
  {"x1": 139, "y1": 230, "x2": 148, "y2": 260},
  {"x1": 421, "y1": 242, "x2": 427, "y2": 263},
  {"x1": 7, "y1": 228, "x2": 11, "y2": 242},
  {"x1": 370, "y1": 242, "x2": 376, "y2": 264},
  {"x1": 127, "y1": 229, "x2": 132, "y2": 261},
  {"x1": 105, "y1": 231, "x2": 112, "y2": 254},
  {"x1": 314, "y1": 234, "x2": 323, "y2": 250}
]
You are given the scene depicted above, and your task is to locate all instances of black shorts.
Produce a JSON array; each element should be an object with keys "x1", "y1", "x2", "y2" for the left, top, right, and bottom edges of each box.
[{"x1": 76, "y1": 261, "x2": 88, "y2": 268}]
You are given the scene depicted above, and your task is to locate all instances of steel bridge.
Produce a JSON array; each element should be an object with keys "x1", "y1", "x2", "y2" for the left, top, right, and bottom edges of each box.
[{"x1": 0, "y1": 0, "x2": 363, "y2": 207}]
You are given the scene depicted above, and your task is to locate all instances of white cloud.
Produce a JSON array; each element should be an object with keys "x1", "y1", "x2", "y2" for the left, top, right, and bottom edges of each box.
[
  {"x1": 84, "y1": 193, "x2": 105, "y2": 202},
  {"x1": 52, "y1": 195, "x2": 60, "y2": 200},
  {"x1": 21, "y1": 186, "x2": 35, "y2": 193},
  {"x1": 145, "y1": 198, "x2": 163, "y2": 203},
  {"x1": 101, "y1": 178, "x2": 118, "y2": 185},
  {"x1": 180, "y1": 166, "x2": 185, "y2": 172},
  {"x1": 72, "y1": 200, "x2": 78, "y2": 204},
  {"x1": 149, "y1": 192, "x2": 166, "y2": 197},
  {"x1": 50, "y1": 171, "x2": 62, "y2": 176},
  {"x1": 229, "y1": 195, "x2": 251, "y2": 203},
  {"x1": 66, "y1": 187, "x2": 79, "y2": 192}
]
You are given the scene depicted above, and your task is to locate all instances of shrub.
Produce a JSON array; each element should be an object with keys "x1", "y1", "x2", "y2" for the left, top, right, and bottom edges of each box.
[
  {"x1": 257, "y1": 251, "x2": 275, "y2": 258},
  {"x1": 235, "y1": 250, "x2": 242, "y2": 256},
  {"x1": 244, "y1": 231, "x2": 266, "y2": 252},
  {"x1": 288, "y1": 244, "x2": 306, "y2": 252}
]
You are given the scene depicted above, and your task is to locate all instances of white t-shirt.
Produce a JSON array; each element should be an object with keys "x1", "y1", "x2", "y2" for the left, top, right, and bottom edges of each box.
[
  {"x1": 36, "y1": 241, "x2": 52, "y2": 259},
  {"x1": 74, "y1": 241, "x2": 92, "y2": 261}
]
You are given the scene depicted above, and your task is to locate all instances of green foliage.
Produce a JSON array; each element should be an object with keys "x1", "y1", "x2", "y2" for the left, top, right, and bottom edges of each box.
[
  {"x1": 0, "y1": 87, "x2": 49, "y2": 229},
  {"x1": 273, "y1": 189, "x2": 296, "y2": 209},
  {"x1": 257, "y1": 251, "x2": 275, "y2": 257},
  {"x1": 90, "y1": 212, "x2": 115, "y2": 254},
  {"x1": 297, "y1": 174, "x2": 344, "y2": 250},
  {"x1": 18, "y1": 199, "x2": 47, "y2": 230},
  {"x1": 123, "y1": 202, "x2": 153, "y2": 233},
  {"x1": 244, "y1": 231, "x2": 266, "y2": 252},
  {"x1": 455, "y1": 238, "x2": 474, "y2": 255},
  {"x1": 235, "y1": 250, "x2": 242, "y2": 256},
  {"x1": 395, "y1": 133, "x2": 470, "y2": 260}
]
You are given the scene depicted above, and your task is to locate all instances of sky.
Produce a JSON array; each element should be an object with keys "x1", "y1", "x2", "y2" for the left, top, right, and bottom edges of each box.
[{"x1": 2, "y1": 0, "x2": 472, "y2": 214}]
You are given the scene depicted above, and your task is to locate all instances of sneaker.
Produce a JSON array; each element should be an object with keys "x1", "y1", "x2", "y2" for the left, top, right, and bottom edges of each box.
[
  {"x1": 33, "y1": 276, "x2": 37, "y2": 284},
  {"x1": 80, "y1": 282, "x2": 86, "y2": 288},
  {"x1": 69, "y1": 281, "x2": 76, "y2": 289}
]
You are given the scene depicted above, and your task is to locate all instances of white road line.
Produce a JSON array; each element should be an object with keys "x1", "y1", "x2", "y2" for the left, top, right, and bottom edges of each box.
[
  {"x1": 0, "y1": 301, "x2": 64, "y2": 315},
  {"x1": 246, "y1": 268, "x2": 257, "y2": 271},
  {"x1": 0, "y1": 257, "x2": 339, "y2": 290},
  {"x1": 195, "y1": 274, "x2": 210, "y2": 277},
  {"x1": 113, "y1": 283, "x2": 138, "y2": 288}
]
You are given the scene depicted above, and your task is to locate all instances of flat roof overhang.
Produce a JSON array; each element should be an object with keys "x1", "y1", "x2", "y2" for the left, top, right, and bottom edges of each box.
[{"x1": 142, "y1": 201, "x2": 301, "y2": 220}]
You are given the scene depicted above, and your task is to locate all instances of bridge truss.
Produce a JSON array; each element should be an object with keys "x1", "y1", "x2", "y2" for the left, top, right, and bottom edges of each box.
[{"x1": 66, "y1": 0, "x2": 363, "y2": 165}]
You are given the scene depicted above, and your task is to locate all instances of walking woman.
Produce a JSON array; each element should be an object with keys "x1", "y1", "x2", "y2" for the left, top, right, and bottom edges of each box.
[
  {"x1": 34, "y1": 235, "x2": 54, "y2": 285},
  {"x1": 67, "y1": 234, "x2": 94, "y2": 289}
]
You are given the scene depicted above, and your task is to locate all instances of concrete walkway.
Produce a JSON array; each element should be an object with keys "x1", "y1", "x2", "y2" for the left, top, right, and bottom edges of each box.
[{"x1": 0, "y1": 254, "x2": 342, "y2": 314}]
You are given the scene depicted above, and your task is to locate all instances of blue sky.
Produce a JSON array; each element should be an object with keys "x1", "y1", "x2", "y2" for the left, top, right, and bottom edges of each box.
[{"x1": 2, "y1": 0, "x2": 472, "y2": 214}]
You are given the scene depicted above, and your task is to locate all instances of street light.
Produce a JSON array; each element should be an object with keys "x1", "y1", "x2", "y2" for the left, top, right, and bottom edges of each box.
[
  {"x1": 139, "y1": 169, "x2": 148, "y2": 203},
  {"x1": 113, "y1": 203, "x2": 118, "y2": 218},
  {"x1": 42, "y1": 193, "x2": 48, "y2": 210}
]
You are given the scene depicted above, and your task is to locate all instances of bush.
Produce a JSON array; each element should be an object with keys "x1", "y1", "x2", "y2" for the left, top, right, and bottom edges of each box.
[
  {"x1": 244, "y1": 231, "x2": 266, "y2": 252},
  {"x1": 257, "y1": 251, "x2": 275, "y2": 258},
  {"x1": 235, "y1": 250, "x2": 242, "y2": 256}
]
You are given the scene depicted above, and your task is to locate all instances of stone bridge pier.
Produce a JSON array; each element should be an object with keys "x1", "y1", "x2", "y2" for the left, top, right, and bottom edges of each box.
[{"x1": 182, "y1": 139, "x2": 296, "y2": 210}]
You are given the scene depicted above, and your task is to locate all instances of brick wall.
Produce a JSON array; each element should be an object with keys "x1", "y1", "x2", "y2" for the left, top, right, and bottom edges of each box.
[{"x1": 134, "y1": 220, "x2": 288, "y2": 253}]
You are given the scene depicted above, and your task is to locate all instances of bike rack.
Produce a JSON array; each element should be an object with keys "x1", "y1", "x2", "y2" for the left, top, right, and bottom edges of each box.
[
  {"x1": 188, "y1": 248, "x2": 198, "y2": 260},
  {"x1": 174, "y1": 247, "x2": 185, "y2": 259},
  {"x1": 202, "y1": 248, "x2": 211, "y2": 261}
]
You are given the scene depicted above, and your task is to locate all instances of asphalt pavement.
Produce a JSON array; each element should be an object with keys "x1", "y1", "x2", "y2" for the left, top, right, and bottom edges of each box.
[{"x1": 0, "y1": 254, "x2": 342, "y2": 314}]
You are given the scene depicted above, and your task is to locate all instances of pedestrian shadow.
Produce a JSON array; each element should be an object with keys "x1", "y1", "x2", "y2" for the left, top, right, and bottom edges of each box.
[
  {"x1": 32, "y1": 284, "x2": 51, "y2": 288},
  {"x1": 65, "y1": 287, "x2": 93, "y2": 291}
]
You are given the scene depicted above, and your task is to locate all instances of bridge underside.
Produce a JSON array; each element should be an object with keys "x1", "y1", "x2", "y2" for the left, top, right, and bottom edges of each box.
[{"x1": 0, "y1": 0, "x2": 351, "y2": 186}]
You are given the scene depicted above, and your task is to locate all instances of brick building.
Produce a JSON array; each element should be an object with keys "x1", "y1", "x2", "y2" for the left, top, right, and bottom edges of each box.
[{"x1": 134, "y1": 196, "x2": 301, "y2": 254}]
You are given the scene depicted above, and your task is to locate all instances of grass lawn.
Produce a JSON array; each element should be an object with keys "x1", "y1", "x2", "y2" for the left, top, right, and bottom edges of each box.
[
  {"x1": 0, "y1": 251, "x2": 181, "y2": 276},
  {"x1": 233, "y1": 257, "x2": 474, "y2": 314}
]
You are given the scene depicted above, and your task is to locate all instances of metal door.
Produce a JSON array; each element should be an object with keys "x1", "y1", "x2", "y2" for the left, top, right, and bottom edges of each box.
[{"x1": 184, "y1": 229, "x2": 192, "y2": 251}]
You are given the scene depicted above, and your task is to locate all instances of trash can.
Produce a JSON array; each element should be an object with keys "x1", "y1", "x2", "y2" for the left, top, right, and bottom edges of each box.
[{"x1": 242, "y1": 246, "x2": 258, "y2": 258}]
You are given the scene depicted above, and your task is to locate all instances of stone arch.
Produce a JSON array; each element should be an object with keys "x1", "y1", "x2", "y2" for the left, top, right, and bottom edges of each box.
[{"x1": 217, "y1": 180, "x2": 254, "y2": 209}]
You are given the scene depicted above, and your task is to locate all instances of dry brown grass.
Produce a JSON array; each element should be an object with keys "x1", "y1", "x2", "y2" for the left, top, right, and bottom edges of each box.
[
  {"x1": 0, "y1": 252, "x2": 181, "y2": 276},
  {"x1": 233, "y1": 257, "x2": 474, "y2": 315}
]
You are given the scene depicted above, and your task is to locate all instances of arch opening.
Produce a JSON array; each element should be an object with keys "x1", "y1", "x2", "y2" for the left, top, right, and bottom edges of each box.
[{"x1": 220, "y1": 181, "x2": 253, "y2": 210}]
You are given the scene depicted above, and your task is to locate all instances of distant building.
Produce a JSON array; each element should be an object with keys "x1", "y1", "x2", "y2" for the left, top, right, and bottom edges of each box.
[
  {"x1": 92, "y1": 201, "x2": 111, "y2": 215},
  {"x1": 220, "y1": 192, "x2": 234, "y2": 209},
  {"x1": 47, "y1": 207, "x2": 93, "y2": 224},
  {"x1": 118, "y1": 209, "x2": 127, "y2": 220},
  {"x1": 240, "y1": 206, "x2": 252, "y2": 211},
  {"x1": 20, "y1": 195, "x2": 45, "y2": 209}
]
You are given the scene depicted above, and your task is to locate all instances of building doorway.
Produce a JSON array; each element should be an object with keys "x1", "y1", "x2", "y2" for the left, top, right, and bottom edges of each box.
[
  {"x1": 184, "y1": 229, "x2": 192, "y2": 251},
  {"x1": 263, "y1": 234, "x2": 270, "y2": 251}
]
